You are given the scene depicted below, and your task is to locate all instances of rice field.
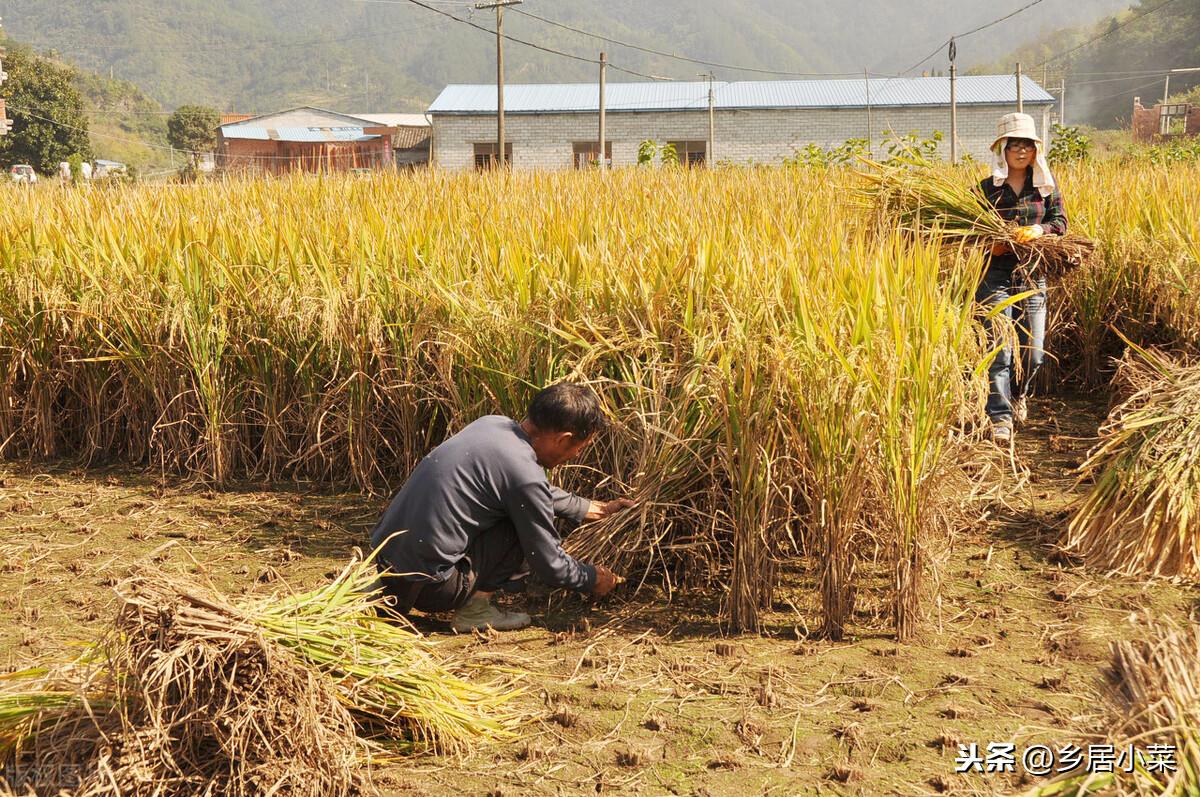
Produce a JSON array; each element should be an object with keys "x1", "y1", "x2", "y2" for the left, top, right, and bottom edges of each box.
[{"x1": 0, "y1": 161, "x2": 1198, "y2": 794}]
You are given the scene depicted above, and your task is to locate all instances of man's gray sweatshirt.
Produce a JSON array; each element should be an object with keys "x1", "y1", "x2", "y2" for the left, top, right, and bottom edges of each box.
[{"x1": 369, "y1": 415, "x2": 597, "y2": 592}]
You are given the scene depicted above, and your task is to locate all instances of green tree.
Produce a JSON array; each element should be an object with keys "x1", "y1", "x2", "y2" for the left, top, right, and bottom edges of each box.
[
  {"x1": 0, "y1": 43, "x2": 91, "y2": 173},
  {"x1": 166, "y1": 104, "x2": 220, "y2": 164}
]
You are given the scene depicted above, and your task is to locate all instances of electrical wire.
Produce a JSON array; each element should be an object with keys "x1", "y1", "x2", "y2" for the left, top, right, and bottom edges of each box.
[
  {"x1": 391, "y1": 0, "x2": 676, "y2": 80},
  {"x1": 508, "y1": 7, "x2": 858, "y2": 78},
  {"x1": 1034, "y1": 0, "x2": 1183, "y2": 68},
  {"x1": 901, "y1": 0, "x2": 1046, "y2": 76},
  {"x1": 9, "y1": 16, "x2": 454, "y2": 55}
]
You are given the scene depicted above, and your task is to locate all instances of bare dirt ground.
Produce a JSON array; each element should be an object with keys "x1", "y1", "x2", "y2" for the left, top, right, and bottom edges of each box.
[{"x1": 1, "y1": 396, "x2": 1196, "y2": 796}]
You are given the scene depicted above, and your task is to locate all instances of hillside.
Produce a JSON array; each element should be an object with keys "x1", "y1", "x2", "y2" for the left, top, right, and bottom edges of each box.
[
  {"x1": 977, "y1": 0, "x2": 1200, "y2": 127},
  {"x1": 0, "y1": 0, "x2": 1128, "y2": 114},
  {"x1": 1, "y1": 35, "x2": 173, "y2": 172}
]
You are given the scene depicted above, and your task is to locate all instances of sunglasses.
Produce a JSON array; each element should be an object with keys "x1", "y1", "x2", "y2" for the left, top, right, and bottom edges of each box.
[{"x1": 1005, "y1": 139, "x2": 1036, "y2": 152}]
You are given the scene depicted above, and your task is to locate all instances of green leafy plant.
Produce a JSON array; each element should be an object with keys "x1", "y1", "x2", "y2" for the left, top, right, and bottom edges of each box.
[
  {"x1": 1047, "y1": 123, "x2": 1092, "y2": 164},
  {"x1": 637, "y1": 139, "x2": 658, "y2": 166},
  {"x1": 786, "y1": 138, "x2": 870, "y2": 168},
  {"x1": 883, "y1": 130, "x2": 943, "y2": 165},
  {"x1": 659, "y1": 141, "x2": 679, "y2": 167}
]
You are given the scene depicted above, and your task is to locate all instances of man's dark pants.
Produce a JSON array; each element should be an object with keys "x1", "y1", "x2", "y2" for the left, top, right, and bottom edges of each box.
[{"x1": 379, "y1": 521, "x2": 528, "y2": 614}]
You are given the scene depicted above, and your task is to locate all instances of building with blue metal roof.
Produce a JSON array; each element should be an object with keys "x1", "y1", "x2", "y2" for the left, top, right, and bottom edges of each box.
[{"x1": 425, "y1": 75, "x2": 1055, "y2": 169}]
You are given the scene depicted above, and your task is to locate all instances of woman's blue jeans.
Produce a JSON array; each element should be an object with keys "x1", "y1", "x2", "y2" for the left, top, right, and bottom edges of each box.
[{"x1": 976, "y1": 267, "x2": 1047, "y2": 422}]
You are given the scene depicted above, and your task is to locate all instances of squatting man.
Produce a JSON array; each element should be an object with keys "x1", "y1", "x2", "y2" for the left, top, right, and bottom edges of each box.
[{"x1": 370, "y1": 382, "x2": 634, "y2": 631}]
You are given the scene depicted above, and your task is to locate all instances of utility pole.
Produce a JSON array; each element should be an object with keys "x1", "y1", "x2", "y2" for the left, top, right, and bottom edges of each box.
[
  {"x1": 1164, "y1": 66, "x2": 1200, "y2": 104},
  {"x1": 700, "y1": 70, "x2": 715, "y2": 166},
  {"x1": 1059, "y1": 78, "x2": 1066, "y2": 126},
  {"x1": 598, "y1": 51, "x2": 607, "y2": 169},
  {"x1": 476, "y1": 0, "x2": 522, "y2": 168},
  {"x1": 948, "y1": 40, "x2": 957, "y2": 164},
  {"x1": 1161, "y1": 67, "x2": 1200, "y2": 134},
  {"x1": 865, "y1": 69, "x2": 873, "y2": 156},
  {"x1": 1015, "y1": 62, "x2": 1023, "y2": 113}
]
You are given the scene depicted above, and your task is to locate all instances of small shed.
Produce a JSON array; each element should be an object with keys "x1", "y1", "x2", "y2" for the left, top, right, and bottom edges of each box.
[{"x1": 351, "y1": 113, "x2": 433, "y2": 167}]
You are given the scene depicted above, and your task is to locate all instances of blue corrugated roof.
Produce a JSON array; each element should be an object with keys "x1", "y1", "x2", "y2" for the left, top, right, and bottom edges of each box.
[
  {"x1": 222, "y1": 125, "x2": 270, "y2": 141},
  {"x1": 428, "y1": 75, "x2": 1054, "y2": 115},
  {"x1": 219, "y1": 125, "x2": 381, "y2": 142}
]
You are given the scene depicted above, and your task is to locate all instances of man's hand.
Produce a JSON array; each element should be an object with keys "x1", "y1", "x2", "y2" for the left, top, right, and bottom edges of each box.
[
  {"x1": 1013, "y1": 224, "x2": 1044, "y2": 244},
  {"x1": 591, "y1": 564, "x2": 621, "y2": 599},
  {"x1": 585, "y1": 497, "x2": 637, "y2": 522}
]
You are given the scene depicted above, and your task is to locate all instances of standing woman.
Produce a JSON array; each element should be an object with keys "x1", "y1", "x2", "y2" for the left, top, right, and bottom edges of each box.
[{"x1": 977, "y1": 112, "x2": 1068, "y2": 444}]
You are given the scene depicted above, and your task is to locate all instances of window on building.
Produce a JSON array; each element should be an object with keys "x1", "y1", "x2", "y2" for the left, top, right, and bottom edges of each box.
[
  {"x1": 572, "y1": 141, "x2": 613, "y2": 169},
  {"x1": 473, "y1": 142, "x2": 513, "y2": 169},
  {"x1": 1160, "y1": 104, "x2": 1190, "y2": 136},
  {"x1": 668, "y1": 140, "x2": 707, "y2": 167}
]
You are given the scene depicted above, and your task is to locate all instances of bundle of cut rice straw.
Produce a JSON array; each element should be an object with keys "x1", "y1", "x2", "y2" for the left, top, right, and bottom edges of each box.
[
  {"x1": 1022, "y1": 619, "x2": 1199, "y2": 797},
  {"x1": 858, "y1": 159, "x2": 1096, "y2": 281},
  {"x1": 1066, "y1": 344, "x2": 1200, "y2": 580},
  {"x1": 0, "y1": 554, "x2": 519, "y2": 797}
]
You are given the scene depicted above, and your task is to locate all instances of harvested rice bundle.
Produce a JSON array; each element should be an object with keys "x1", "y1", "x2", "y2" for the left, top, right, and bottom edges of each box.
[
  {"x1": 1066, "y1": 347, "x2": 1200, "y2": 579},
  {"x1": 246, "y1": 556, "x2": 520, "y2": 749},
  {"x1": 1, "y1": 555, "x2": 518, "y2": 796},
  {"x1": 2, "y1": 625, "x2": 363, "y2": 797},
  {"x1": 1024, "y1": 620, "x2": 1200, "y2": 797},
  {"x1": 858, "y1": 160, "x2": 1095, "y2": 280}
]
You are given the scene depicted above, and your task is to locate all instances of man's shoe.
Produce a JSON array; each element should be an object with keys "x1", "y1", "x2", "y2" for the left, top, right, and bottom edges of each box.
[
  {"x1": 1012, "y1": 397, "x2": 1028, "y2": 425},
  {"x1": 451, "y1": 594, "x2": 531, "y2": 632},
  {"x1": 990, "y1": 418, "x2": 1014, "y2": 445}
]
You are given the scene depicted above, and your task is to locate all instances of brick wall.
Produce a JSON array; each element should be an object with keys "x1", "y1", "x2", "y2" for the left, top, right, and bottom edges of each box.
[
  {"x1": 217, "y1": 137, "x2": 393, "y2": 174},
  {"x1": 1132, "y1": 99, "x2": 1159, "y2": 143},
  {"x1": 1132, "y1": 98, "x2": 1200, "y2": 143},
  {"x1": 430, "y1": 104, "x2": 1052, "y2": 170}
]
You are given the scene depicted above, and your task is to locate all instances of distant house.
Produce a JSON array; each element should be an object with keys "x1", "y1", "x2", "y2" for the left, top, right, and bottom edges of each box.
[
  {"x1": 351, "y1": 113, "x2": 433, "y2": 167},
  {"x1": 216, "y1": 106, "x2": 431, "y2": 174},
  {"x1": 427, "y1": 75, "x2": 1055, "y2": 169}
]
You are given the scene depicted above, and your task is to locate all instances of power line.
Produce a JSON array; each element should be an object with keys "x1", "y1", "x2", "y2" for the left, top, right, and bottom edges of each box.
[
  {"x1": 1084, "y1": 74, "x2": 1174, "y2": 104},
  {"x1": 1034, "y1": 0, "x2": 1183, "y2": 68},
  {"x1": 508, "y1": 7, "x2": 859, "y2": 78},
  {"x1": 9, "y1": 17, "x2": 453, "y2": 55},
  {"x1": 394, "y1": 0, "x2": 673, "y2": 80},
  {"x1": 902, "y1": 0, "x2": 1046, "y2": 75}
]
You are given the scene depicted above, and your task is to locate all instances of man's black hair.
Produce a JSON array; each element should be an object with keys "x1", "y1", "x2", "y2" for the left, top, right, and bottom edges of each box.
[{"x1": 526, "y1": 382, "x2": 607, "y2": 439}]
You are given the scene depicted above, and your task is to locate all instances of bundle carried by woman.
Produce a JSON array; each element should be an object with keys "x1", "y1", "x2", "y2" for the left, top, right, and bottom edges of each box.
[{"x1": 859, "y1": 158, "x2": 1094, "y2": 281}]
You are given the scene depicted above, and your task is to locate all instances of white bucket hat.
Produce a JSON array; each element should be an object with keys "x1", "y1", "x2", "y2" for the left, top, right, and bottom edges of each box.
[
  {"x1": 990, "y1": 112, "x2": 1056, "y2": 198},
  {"x1": 990, "y1": 112, "x2": 1042, "y2": 153}
]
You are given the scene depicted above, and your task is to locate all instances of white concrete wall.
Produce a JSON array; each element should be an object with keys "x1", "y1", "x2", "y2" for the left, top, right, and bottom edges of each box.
[{"x1": 430, "y1": 104, "x2": 1053, "y2": 170}]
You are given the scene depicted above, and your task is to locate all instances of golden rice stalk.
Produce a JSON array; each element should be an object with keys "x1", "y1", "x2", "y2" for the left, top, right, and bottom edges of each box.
[
  {"x1": 1022, "y1": 619, "x2": 1199, "y2": 797},
  {"x1": 1066, "y1": 346, "x2": 1200, "y2": 579}
]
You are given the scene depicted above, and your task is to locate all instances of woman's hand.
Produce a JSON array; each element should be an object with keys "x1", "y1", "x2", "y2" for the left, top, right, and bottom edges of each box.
[{"x1": 1013, "y1": 224, "x2": 1044, "y2": 244}]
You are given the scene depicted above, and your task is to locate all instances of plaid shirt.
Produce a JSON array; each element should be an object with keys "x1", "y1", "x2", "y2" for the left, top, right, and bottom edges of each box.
[{"x1": 979, "y1": 173, "x2": 1068, "y2": 272}]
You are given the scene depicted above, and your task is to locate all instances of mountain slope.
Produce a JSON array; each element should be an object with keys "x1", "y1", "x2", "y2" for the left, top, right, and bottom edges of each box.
[
  {"x1": 1, "y1": 35, "x2": 172, "y2": 171},
  {"x1": 975, "y1": 0, "x2": 1200, "y2": 127},
  {"x1": 0, "y1": 0, "x2": 1129, "y2": 113}
]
